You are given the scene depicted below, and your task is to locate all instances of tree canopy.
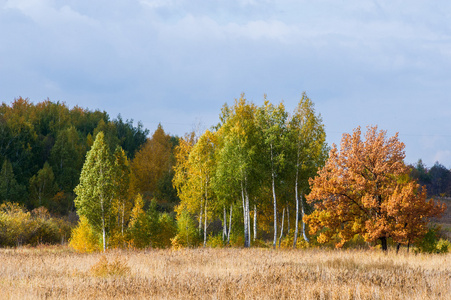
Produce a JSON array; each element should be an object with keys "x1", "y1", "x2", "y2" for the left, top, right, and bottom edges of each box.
[{"x1": 305, "y1": 126, "x2": 446, "y2": 251}]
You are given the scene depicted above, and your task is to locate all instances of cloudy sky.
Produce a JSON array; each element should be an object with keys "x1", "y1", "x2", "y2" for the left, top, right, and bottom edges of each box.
[{"x1": 1, "y1": 0, "x2": 451, "y2": 167}]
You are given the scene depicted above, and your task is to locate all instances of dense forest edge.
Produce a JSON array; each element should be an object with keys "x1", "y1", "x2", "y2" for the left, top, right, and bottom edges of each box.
[{"x1": 0, "y1": 96, "x2": 449, "y2": 253}]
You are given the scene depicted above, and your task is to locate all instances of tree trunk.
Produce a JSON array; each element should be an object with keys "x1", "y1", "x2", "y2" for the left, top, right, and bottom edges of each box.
[
  {"x1": 199, "y1": 201, "x2": 203, "y2": 234},
  {"x1": 272, "y1": 172, "x2": 277, "y2": 248},
  {"x1": 253, "y1": 204, "x2": 257, "y2": 241},
  {"x1": 396, "y1": 243, "x2": 401, "y2": 254},
  {"x1": 223, "y1": 206, "x2": 227, "y2": 241},
  {"x1": 121, "y1": 202, "x2": 125, "y2": 236},
  {"x1": 204, "y1": 198, "x2": 207, "y2": 247},
  {"x1": 246, "y1": 191, "x2": 251, "y2": 247},
  {"x1": 278, "y1": 207, "x2": 285, "y2": 248},
  {"x1": 228, "y1": 204, "x2": 233, "y2": 245},
  {"x1": 293, "y1": 168, "x2": 299, "y2": 248},
  {"x1": 300, "y1": 194, "x2": 309, "y2": 243},
  {"x1": 380, "y1": 236, "x2": 388, "y2": 251},
  {"x1": 287, "y1": 206, "x2": 290, "y2": 234},
  {"x1": 242, "y1": 181, "x2": 249, "y2": 248},
  {"x1": 101, "y1": 196, "x2": 106, "y2": 252},
  {"x1": 203, "y1": 181, "x2": 208, "y2": 247}
]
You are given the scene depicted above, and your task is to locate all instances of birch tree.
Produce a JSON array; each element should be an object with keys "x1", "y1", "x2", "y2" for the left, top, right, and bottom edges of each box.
[
  {"x1": 215, "y1": 95, "x2": 260, "y2": 247},
  {"x1": 257, "y1": 99, "x2": 288, "y2": 248},
  {"x1": 288, "y1": 93, "x2": 327, "y2": 247},
  {"x1": 74, "y1": 131, "x2": 115, "y2": 251}
]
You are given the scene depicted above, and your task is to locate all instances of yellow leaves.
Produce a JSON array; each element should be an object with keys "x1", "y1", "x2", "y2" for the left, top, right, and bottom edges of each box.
[
  {"x1": 69, "y1": 216, "x2": 101, "y2": 253},
  {"x1": 132, "y1": 125, "x2": 173, "y2": 198}
]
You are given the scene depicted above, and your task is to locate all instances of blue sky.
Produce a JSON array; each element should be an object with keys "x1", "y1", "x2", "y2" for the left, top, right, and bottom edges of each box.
[{"x1": 1, "y1": 0, "x2": 451, "y2": 167}]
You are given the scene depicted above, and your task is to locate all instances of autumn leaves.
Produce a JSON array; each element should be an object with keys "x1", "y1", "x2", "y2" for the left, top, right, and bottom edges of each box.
[{"x1": 306, "y1": 126, "x2": 445, "y2": 250}]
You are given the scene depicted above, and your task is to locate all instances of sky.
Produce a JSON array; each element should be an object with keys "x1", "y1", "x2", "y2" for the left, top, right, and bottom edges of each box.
[{"x1": 1, "y1": 0, "x2": 451, "y2": 168}]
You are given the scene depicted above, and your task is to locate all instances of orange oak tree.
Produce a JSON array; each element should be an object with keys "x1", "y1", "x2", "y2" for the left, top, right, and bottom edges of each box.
[{"x1": 305, "y1": 126, "x2": 445, "y2": 251}]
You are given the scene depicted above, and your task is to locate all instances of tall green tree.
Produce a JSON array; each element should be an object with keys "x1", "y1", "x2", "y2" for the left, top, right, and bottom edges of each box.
[
  {"x1": 50, "y1": 126, "x2": 84, "y2": 193},
  {"x1": 257, "y1": 98, "x2": 288, "y2": 248},
  {"x1": 112, "y1": 146, "x2": 133, "y2": 238},
  {"x1": 74, "y1": 131, "x2": 115, "y2": 251},
  {"x1": 287, "y1": 93, "x2": 328, "y2": 246},
  {"x1": 0, "y1": 159, "x2": 26, "y2": 204},
  {"x1": 215, "y1": 95, "x2": 260, "y2": 247}
]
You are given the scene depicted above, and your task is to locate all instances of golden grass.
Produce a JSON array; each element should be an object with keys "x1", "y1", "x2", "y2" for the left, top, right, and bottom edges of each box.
[{"x1": 0, "y1": 246, "x2": 449, "y2": 299}]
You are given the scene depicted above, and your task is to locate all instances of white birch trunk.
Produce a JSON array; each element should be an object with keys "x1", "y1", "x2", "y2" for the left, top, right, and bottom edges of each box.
[
  {"x1": 293, "y1": 167, "x2": 299, "y2": 248},
  {"x1": 253, "y1": 204, "x2": 257, "y2": 241},
  {"x1": 272, "y1": 170, "x2": 277, "y2": 248},
  {"x1": 246, "y1": 193, "x2": 250, "y2": 246},
  {"x1": 300, "y1": 194, "x2": 309, "y2": 243},
  {"x1": 278, "y1": 207, "x2": 285, "y2": 248},
  {"x1": 101, "y1": 196, "x2": 106, "y2": 252},
  {"x1": 228, "y1": 204, "x2": 232, "y2": 244},
  {"x1": 241, "y1": 181, "x2": 249, "y2": 247},
  {"x1": 223, "y1": 206, "x2": 227, "y2": 241},
  {"x1": 203, "y1": 178, "x2": 208, "y2": 247}
]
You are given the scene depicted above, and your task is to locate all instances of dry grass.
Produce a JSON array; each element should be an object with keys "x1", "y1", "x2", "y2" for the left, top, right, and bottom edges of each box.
[{"x1": 0, "y1": 246, "x2": 449, "y2": 299}]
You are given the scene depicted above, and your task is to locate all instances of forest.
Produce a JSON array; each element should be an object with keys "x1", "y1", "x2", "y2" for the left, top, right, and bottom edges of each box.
[{"x1": 0, "y1": 95, "x2": 449, "y2": 253}]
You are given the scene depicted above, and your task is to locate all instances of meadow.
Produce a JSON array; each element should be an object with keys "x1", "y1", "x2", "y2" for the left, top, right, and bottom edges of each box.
[{"x1": 0, "y1": 246, "x2": 449, "y2": 299}]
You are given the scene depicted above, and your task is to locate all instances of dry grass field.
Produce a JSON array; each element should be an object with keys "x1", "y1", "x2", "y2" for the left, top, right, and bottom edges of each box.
[{"x1": 0, "y1": 247, "x2": 450, "y2": 300}]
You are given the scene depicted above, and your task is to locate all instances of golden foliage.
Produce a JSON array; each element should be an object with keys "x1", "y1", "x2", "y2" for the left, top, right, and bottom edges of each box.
[
  {"x1": 306, "y1": 126, "x2": 446, "y2": 249},
  {"x1": 89, "y1": 255, "x2": 130, "y2": 277},
  {"x1": 68, "y1": 216, "x2": 100, "y2": 253}
]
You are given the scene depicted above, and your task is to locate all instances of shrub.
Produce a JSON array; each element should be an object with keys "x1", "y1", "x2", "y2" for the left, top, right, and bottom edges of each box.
[
  {"x1": 90, "y1": 255, "x2": 130, "y2": 277},
  {"x1": 154, "y1": 213, "x2": 176, "y2": 248},
  {"x1": 69, "y1": 216, "x2": 101, "y2": 253},
  {"x1": 207, "y1": 234, "x2": 225, "y2": 248},
  {"x1": 415, "y1": 226, "x2": 450, "y2": 253},
  {"x1": 436, "y1": 239, "x2": 450, "y2": 253},
  {"x1": 171, "y1": 210, "x2": 200, "y2": 248}
]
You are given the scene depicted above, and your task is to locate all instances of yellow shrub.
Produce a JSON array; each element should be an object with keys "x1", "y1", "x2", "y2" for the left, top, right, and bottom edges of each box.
[
  {"x1": 69, "y1": 216, "x2": 101, "y2": 253},
  {"x1": 90, "y1": 255, "x2": 130, "y2": 277}
]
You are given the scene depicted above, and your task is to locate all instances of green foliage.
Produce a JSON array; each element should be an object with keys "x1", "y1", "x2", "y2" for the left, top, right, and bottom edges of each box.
[
  {"x1": 0, "y1": 160, "x2": 27, "y2": 204},
  {"x1": 127, "y1": 197, "x2": 176, "y2": 249},
  {"x1": 436, "y1": 238, "x2": 451, "y2": 253},
  {"x1": 28, "y1": 162, "x2": 59, "y2": 211},
  {"x1": 172, "y1": 209, "x2": 201, "y2": 248},
  {"x1": 206, "y1": 234, "x2": 226, "y2": 248},
  {"x1": 415, "y1": 226, "x2": 450, "y2": 253},
  {"x1": 127, "y1": 194, "x2": 150, "y2": 248},
  {"x1": 74, "y1": 132, "x2": 115, "y2": 251},
  {"x1": 155, "y1": 212, "x2": 177, "y2": 248},
  {"x1": 0, "y1": 98, "x2": 148, "y2": 213}
]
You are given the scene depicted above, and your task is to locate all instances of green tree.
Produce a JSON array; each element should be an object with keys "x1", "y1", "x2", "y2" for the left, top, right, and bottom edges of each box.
[
  {"x1": 0, "y1": 160, "x2": 26, "y2": 204},
  {"x1": 214, "y1": 95, "x2": 261, "y2": 247},
  {"x1": 74, "y1": 131, "x2": 115, "y2": 251},
  {"x1": 257, "y1": 98, "x2": 288, "y2": 248},
  {"x1": 287, "y1": 93, "x2": 328, "y2": 246},
  {"x1": 50, "y1": 126, "x2": 84, "y2": 193},
  {"x1": 28, "y1": 162, "x2": 59, "y2": 210},
  {"x1": 112, "y1": 146, "x2": 133, "y2": 239}
]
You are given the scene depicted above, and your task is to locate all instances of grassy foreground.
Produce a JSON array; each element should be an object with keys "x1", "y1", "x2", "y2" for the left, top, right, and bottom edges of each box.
[{"x1": 0, "y1": 246, "x2": 449, "y2": 299}]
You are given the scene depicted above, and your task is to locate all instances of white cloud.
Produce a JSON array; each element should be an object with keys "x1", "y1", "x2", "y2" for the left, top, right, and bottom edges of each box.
[{"x1": 1, "y1": 0, "x2": 451, "y2": 166}]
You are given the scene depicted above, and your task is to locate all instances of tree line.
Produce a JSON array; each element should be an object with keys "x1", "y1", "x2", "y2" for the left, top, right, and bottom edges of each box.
[
  {"x1": 0, "y1": 97, "x2": 180, "y2": 216},
  {"x1": 0, "y1": 95, "x2": 448, "y2": 252}
]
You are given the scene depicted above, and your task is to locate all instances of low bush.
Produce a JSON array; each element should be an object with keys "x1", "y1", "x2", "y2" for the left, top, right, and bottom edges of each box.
[{"x1": 0, "y1": 202, "x2": 73, "y2": 247}]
